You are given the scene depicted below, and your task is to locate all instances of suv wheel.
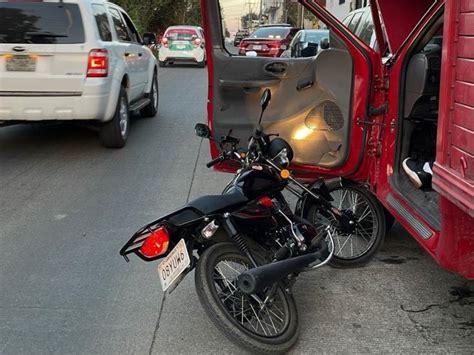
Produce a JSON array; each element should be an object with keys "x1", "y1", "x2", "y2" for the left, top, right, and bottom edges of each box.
[
  {"x1": 141, "y1": 71, "x2": 158, "y2": 117},
  {"x1": 100, "y1": 86, "x2": 129, "y2": 148}
]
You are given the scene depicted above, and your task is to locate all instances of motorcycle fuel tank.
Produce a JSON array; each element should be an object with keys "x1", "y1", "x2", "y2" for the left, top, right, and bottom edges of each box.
[{"x1": 233, "y1": 163, "x2": 285, "y2": 201}]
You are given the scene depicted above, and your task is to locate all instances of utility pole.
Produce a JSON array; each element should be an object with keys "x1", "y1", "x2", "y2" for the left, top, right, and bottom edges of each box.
[
  {"x1": 245, "y1": 1, "x2": 258, "y2": 30},
  {"x1": 300, "y1": 4, "x2": 304, "y2": 28},
  {"x1": 248, "y1": 1, "x2": 252, "y2": 29}
]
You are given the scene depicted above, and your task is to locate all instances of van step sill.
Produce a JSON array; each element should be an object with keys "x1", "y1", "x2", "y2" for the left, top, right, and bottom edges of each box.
[{"x1": 387, "y1": 193, "x2": 434, "y2": 240}]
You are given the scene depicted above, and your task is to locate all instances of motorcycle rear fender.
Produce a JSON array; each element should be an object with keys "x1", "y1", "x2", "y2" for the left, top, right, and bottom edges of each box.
[{"x1": 120, "y1": 206, "x2": 204, "y2": 262}]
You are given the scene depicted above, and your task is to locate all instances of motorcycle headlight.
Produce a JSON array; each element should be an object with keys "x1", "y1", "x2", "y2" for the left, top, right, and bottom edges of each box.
[{"x1": 273, "y1": 148, "x2": 290, "y2": 168}]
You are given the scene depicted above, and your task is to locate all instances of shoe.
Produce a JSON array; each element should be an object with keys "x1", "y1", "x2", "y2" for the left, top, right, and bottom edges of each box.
[{"x1": 402, "y1": 158, "x2": 433, "y2": 189}]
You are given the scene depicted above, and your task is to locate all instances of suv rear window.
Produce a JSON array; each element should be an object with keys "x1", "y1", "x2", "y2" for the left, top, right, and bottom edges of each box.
[{"x1": 0, "y1": 3, "x2": 85, "y2": 44}]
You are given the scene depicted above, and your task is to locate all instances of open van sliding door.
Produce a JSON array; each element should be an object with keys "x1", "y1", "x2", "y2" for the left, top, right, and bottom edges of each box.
[{"x1": 201, "y1": 0, "x2": 383, "y2": 181}]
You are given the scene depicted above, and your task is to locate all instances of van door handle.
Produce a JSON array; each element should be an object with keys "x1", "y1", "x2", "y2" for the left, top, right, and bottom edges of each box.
[
  {"x1": 265, "y1": 62, "x2": 288, "y2": 74},
  {"x1": 296, "y1": 80, "x2": 314, "y2": 91},
  {"x1": 138, "y1": 52, "x2": 143, "y2": 57}
]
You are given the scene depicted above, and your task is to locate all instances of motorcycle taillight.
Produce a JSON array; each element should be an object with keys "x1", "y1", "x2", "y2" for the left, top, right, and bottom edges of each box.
[{"x1": 139, "y1": 227, "x2": 170, "y2": 258}]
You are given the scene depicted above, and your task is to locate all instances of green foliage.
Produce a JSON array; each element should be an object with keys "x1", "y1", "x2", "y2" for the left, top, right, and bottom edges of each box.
[{"x1": 112, "y1": 0, "x2": 202, "y2": 34}]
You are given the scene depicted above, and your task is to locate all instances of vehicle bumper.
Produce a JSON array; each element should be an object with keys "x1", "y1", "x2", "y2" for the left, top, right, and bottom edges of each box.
[
  {"x1": 159, "y1": 47, "x2": 205, "y2": 63},
  {"x1": 0, "y1": 78, "x2": 118, "y2": 122}
]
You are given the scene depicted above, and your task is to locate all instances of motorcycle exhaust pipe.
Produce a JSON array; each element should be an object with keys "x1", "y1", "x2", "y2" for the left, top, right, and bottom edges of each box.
[{"x1": 237, "y1": 242, "x2": 329, "y2": 295}]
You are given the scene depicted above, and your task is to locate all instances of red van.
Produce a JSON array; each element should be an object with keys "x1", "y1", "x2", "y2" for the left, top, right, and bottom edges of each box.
[{"x1": 201, "y1": 0, "x2": 473, "y2": 278}]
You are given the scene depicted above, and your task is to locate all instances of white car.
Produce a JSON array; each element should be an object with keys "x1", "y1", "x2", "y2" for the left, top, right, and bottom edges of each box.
[
  {"x1": 0, "y1": 0, "x2": 158, "y2": 148},
  {"x1": 158, "y1": 26, "x2": 206, "y2": 67}
]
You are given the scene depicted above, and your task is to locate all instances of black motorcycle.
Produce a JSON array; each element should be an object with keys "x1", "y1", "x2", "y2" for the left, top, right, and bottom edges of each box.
[{"x1": 120, "y1": 89, "x2": 383, "y2": 353}]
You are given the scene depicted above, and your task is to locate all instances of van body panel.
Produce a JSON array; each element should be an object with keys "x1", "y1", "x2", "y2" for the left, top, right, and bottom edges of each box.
[
  {"x1": 370, "y1": 0, "x2": 437, "y2": 55},
  {"x1": 433, "y1": 0, "x2": 474, "y2": 217}
]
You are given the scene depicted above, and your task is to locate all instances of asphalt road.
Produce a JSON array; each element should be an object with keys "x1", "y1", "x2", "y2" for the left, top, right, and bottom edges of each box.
[{"x1": 0, "y1": 66, "x2": 473, "y2": 354}]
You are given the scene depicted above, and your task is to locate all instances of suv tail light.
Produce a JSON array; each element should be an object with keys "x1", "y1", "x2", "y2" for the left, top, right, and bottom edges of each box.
[
  {"x1": 139, "y1": 226, "x2": 170, "y2": 259},
  {"x1": 87, "y1": 49, "x2": 108, "y2": 78},
  {"x1": 193, "y1": 37, "x2": 202, "y2": 48},
  {"x1": 161, "y1": 37, "x2": 169, "y2": 48}
]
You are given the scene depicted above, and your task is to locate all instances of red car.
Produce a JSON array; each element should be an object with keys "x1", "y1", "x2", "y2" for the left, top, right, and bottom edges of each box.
[{"x1": 238, "y1": 25, "x2": 299, "y2": 57}]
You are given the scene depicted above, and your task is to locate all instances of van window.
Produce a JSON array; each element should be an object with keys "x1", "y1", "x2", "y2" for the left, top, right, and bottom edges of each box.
[
  {"x1": 92, "y1": 4, "x2": 112, "y2": 42},
  {"x1": 109, "y1": 8, "x2": 131, "y2": 42},
  {"x1": 0, "y1": 3, "x2": 85, "y2": 44}
]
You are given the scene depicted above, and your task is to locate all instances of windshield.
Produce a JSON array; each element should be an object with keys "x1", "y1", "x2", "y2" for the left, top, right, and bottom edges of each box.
[
  {"x1": 166, "y1": 28, "x2": 198, "y2": 41},
  {"x1": 306, "y1": 30, "x2": 329, "y2": 43},
  {"x1": 0, "y1": 3, "x2": 85, "y2": 44},
  {"x1": 250, "y1": 27, "x2": 290, "y2": 39}
]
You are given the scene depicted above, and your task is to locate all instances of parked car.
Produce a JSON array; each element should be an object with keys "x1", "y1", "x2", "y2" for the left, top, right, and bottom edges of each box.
[
  {"x1": 0, "y1": 0, "x2": 158, "y2": 148},
  {"x1": 238, "y1": 25, "x2": 299, "y2": 57},
  {"x1": 158, "y1": 26, "x2": 206, "y2": 67},
  {"x1": 233, "y1": 29, "x2": 250, "y2": 46},
  {"x1": 285, "y1": 29, "x2": 329, "y2": 58},
  {"x1": 342, "y1": 6, "x2": 377, "y2": 49}
]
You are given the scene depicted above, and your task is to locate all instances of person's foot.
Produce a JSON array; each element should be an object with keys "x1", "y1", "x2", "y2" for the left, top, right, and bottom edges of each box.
[{"x1": 402, "y1": 158, "x2": 433, "y2": 189}]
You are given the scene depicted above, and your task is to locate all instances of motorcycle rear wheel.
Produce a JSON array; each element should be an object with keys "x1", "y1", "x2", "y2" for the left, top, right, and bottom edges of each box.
[{"x1": 195, "y1": 243, "x2": 299, "y2": 354}]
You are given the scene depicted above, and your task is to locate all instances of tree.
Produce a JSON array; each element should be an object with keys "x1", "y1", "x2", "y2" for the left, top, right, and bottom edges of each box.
[{"x1": 113, "y1": 0, "x2": 202, "y2": 34}]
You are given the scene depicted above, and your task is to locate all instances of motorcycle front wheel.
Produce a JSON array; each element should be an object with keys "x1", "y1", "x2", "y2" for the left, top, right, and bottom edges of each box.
[
  {"x1": 195, "y1": 243, "x2": 299, "y2": 354},
  {"x1": 303, "y1": 181, "x2": 386, "y2": 268}
]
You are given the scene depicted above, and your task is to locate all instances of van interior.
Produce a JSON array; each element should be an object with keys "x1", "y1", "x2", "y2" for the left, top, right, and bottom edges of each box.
[{"x1": 393, "y1": 15, "x2": 444, "y2": 230}]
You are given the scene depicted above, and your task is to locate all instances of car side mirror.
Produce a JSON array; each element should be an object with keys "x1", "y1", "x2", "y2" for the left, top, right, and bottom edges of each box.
[
  {"x1": 320, "y1": 37, "x2": 330, "y2": 50},
  {"x1": 142, "y1": 33, "x2": 156, "y2": 45},
  {"x1": 195, "y1": 123, "x2": 211, "y2": 139}
]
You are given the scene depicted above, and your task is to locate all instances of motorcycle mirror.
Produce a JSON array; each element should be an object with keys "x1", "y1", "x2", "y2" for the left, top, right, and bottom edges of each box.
[
  {"x1": 258, "y1": 89, "x2": 272, "y2": 126},
  {"x1": 260, "y1": 89, "x2": 271, "y2": 111},
  {"x1": 195, "y1": 123, "x2": 211, "y2": 139}
]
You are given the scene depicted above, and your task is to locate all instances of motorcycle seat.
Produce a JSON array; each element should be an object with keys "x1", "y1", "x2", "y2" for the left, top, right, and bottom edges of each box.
[{"x1": 187, "y1": 192, "x2": 248, "y2": 215}]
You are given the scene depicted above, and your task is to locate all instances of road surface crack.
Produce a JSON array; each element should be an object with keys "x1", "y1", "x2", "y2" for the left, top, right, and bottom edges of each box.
[{"x1": 186, "y1": 138, "x2": 203, "y2": 203}]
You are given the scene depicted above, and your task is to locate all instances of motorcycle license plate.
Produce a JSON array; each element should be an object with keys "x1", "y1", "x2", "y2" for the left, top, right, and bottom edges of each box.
[{"x1": 157, "y1": 239, "x2": 190, "y2": 292}]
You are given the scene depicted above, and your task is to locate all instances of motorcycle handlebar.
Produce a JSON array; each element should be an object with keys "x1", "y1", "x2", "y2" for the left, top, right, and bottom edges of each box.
[{"x1": 206, "y1": 155, "x2": 224, "y2": 168}]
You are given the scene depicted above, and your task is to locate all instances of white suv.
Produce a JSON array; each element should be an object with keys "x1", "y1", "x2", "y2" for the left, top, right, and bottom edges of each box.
[{"x1": 0, "y1": 0, "x2": 158, "y2": 148}]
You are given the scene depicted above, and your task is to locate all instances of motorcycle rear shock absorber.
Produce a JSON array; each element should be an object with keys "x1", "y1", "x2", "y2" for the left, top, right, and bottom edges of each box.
[{"x1": 223, "y1": 213, "x2": 259, "y2": 267}]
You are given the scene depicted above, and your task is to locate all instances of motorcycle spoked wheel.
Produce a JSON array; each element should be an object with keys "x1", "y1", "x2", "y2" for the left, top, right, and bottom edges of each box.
[
  {"x1": 195, "y1": 243, "x2": 299, "y2": 354},
  {"x1": 303, "y1": 181, "x2": 386, "y2": 268}
]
